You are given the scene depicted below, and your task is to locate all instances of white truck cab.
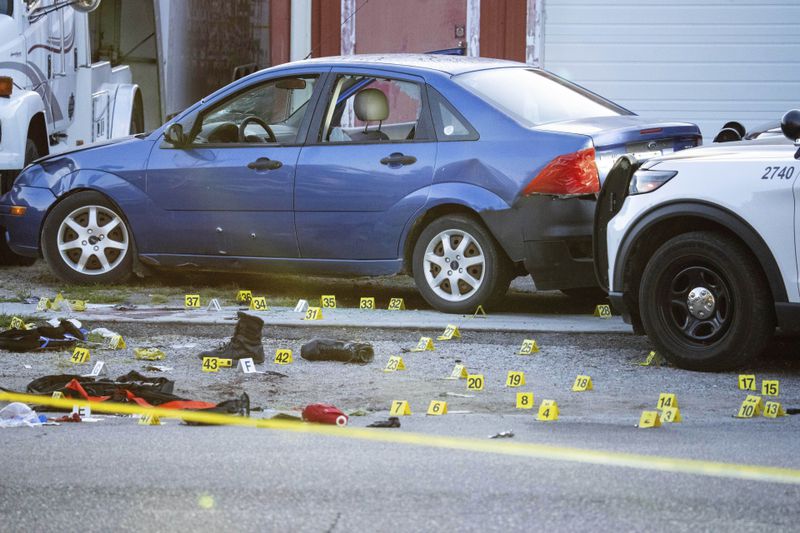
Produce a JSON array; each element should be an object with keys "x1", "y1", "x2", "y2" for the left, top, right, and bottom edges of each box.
[
  {"x1": 595, "y1": 110, "x2": 800, "y2": 371},
  {"x1": 0, "y1": 0, "x2": 142, "y2": 193}
]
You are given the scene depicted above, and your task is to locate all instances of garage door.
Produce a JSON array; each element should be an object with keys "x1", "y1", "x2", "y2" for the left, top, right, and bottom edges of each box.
[{"x1": 542, "y1": 0, "x2": 800, "y2": 140}]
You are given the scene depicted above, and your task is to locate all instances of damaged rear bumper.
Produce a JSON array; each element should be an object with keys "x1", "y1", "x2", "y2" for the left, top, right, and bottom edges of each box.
[{"x1": 482, "y1": 195, "x2": 597, "y2": 290}]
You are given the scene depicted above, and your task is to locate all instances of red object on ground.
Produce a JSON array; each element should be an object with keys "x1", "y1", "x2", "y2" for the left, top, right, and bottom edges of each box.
[
  {"x1": 50, "y1": 413, "x2": 82, "y2": 423},
  {"x1": 302, "y1": 403, "x2": 348, "y2": 426},
  {"x1": 63, "y1": 378, "x2": 217, "y2": 410}
]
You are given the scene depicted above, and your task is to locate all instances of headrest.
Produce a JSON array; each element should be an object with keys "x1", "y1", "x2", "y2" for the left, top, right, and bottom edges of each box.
[{"x1": 354, "y1": 89, "x2": 389, "y2": 122}]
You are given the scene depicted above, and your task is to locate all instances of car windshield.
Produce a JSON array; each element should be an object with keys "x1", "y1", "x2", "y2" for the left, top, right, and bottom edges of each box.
[{"x1": 455, "y1": 68, "x2": 626, "y2": 127}]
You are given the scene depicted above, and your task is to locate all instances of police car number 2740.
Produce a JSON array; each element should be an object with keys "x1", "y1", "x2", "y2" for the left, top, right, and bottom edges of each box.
[{"x1": 761, "y1": 166, "x2": 795, "y2": 180}]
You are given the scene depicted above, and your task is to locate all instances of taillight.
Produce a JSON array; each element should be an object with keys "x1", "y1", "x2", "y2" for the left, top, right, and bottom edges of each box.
[{"x1": 522, "y1": 148, "x2": 600, "y2": 196}]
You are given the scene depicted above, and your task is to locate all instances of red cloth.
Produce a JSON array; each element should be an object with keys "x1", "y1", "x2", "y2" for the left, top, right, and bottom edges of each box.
[{"x1": 63, "y1": 378, "x2": 216, "y2": 410}]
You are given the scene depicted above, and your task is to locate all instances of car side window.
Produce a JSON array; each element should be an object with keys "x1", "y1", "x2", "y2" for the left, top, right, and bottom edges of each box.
[
  {"x1": 428, "y1": 87, "x2": 479, "y2": 142},
  {"x1": 319, "y1": 75, "x2": 429, "y2": 143},
  {"x1": 192, "y1": 75, "x2": 318, "y2": 145}
]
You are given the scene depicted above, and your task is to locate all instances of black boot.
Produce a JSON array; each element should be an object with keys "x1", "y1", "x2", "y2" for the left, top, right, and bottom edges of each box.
[{"x1": 197, "y1": 312, "x2": 265, "y2": 363}]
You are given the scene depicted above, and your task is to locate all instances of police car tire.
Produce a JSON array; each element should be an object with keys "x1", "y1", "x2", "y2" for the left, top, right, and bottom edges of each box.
[{"x1": 639, "y1": 231, "x2": 774, "y2": 371}]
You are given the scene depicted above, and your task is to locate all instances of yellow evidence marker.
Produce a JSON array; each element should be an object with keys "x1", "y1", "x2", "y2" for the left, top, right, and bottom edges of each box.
[
  {"x1": 106, "y1": 334, "x2": 126, "y2": 350},
  {"x1": 184, "y1": 294, "x2": 201, "y2": 309},
  {"x1": 274, "y1": 349, "x2": 293, "y2": 365},
  {"x1": 593, "y1": 304, "x2": 612, "y2": 318},
  {"x1": 9, "y1": 316, "x2": 25, "y2": 330},
  {"x1": 467, "y1": 374, "x2": 485, "y2": 391},
  {"x1": 447, "y1": 364, "x2": 468, "y2": 380},
  {"x1": 518, "y1": 339, "x2": 539, "y2": 355},
  {"x1": 427, "y1": 401, "x2": 448, "y2": 416},
  {"x1": 383, "y1": 356, "x2": 406, "y2": 372},
  {"x1": 437, "y1": 324, "x2": 461, "y2": 341},
  {"x1": 661, "y1": 407, "x2": 682, "y2": 423},
  {"x1": 35, "y1": 297, "x2": 50, "y2": 312},
  {"x1": 250, "y1": 296, "x2": 269, "y2": 311},
  {"x1": 411, "y1": 337, "x2": 434, "y2": 352},
  {"x1": 738, "y1": 374, "x2": 756, "y2": 391},
  {"x1": 761, "y1": 380, "x2": 780, "y2": 397},
  {"x1": 320, "y1": 295, "x2": 337, "y2": 309},
  {"x1": 304, "y1": 307, "x2": 323, "y2": 320},
  {"x1": 537, "y1": 400, "x2": 559, "y2": 421},
  {"x1": 736, "y1": 395, "x2": 763, "y2": 418},
  {"x1": 359, "y1": 297, "x2": 375, "y2": 310},
  {"x1": 571, "y1": 375, "x2": 593, "y2": 392},
  {"x1": 657, "y1": 393, "x2": 678, "y2": 410},
  {"x1": 70, "y1": 300, "x2": 87, "y2": 312},
  {"x1": 472, "y1": 305, "x2": 487, "y2": 318},
  {"x1": 638, "y1": 411, "x2": 662, "y2": 428},
  {"x1": 218, "y1": 359, "x2": 232, "y2": 368},
  {"x1": 390, "y1": 400, "x2": 412, "y2": 416},
  {"x1": 236, "y1": 290, "x2": 253, "y2": 305},
  {"x1": 70, "y1": 347, "x2": 90, "y2": 364},
  {"x1": 387, "y1": 297, "x2": 406, "y2": 310},
  {"x1": 639, "y1": 351, "x2": 666, "y2": 367},
  {"x1": 50, "y1": 293, "x2": 66, "y2": 310},
  {"x1": 139, "y1": 414, "x2": 162, "y2": 426},
  {"x1": 506, "y1": 371, "x2": 526, "y2": 387},
  {"x1": 201, "y1": 357, "x2": 220, "y2": 373},
  {"x1": 516, "y1": 392, "x2": 534, "y2": 409},
  {"x1": 764, "y1": 401, "x2": 786, "y2": 418}
]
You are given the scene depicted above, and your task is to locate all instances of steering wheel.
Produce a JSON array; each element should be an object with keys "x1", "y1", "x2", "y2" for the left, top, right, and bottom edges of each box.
[{"x1": 238, "y1": 116, "x2": 277, "y2": 143}]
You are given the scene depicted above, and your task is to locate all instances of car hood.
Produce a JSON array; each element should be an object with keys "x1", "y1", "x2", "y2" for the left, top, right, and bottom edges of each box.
[
  {"x1": 532, "y1": 115, "x2": 701, "y2": 149},
  {"x1": 34, "y1": 135, "x2": 147, "y2": 165}
]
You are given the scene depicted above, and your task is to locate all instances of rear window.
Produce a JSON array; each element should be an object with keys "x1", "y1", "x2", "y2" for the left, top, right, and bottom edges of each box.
[{"x1": 455, "y1": 68, "x2": 627, "y2": 127}]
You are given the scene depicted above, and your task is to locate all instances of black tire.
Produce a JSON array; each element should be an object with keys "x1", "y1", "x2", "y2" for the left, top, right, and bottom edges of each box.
[
  {"x1": 639, "y1": 231, "x2": 774, "y2": 371},
  {"x1": 41, "y1": 191, "x2": 133, "y2": 284},
  {"x1": 412, "y1": 214, "x2": 512, "y2": 313},
  {"x1": 0, "y1": 139, "x2": 39, "y2": 266}
]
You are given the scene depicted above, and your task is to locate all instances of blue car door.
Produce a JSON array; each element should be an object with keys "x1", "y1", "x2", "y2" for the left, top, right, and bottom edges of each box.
[
  {"x1": 294, "y1": 69, "x2": 437, "y2": 260},
  {"x1": 145, "y1": 72, "x2": 324, "y2": 258}
]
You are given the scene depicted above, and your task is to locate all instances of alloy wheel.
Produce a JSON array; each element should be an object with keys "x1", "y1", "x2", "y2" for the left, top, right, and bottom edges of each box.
[
  {"x1": 57, "y1": 205, "x2": 129, "y2": 275},
  {"x1": 423, "y1": 229, "x2": 485, "y2": 302}
]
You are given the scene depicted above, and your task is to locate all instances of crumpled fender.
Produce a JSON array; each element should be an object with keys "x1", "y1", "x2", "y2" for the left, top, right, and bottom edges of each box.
[
  {"x1": 399, "y1": 182, "x2": 523, "y2": 261},
  {"x1": 42, "y1": 168, "x2": 156, "y2": 251}
]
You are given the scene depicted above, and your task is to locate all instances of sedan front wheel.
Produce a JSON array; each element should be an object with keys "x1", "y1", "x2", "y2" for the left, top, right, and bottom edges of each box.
[
  {"x1": 413, "y1": 214, "x2": 512, "y2": 313},
  {"x1": 42, "y1": 192, "x2": 133, "y2": 284}
]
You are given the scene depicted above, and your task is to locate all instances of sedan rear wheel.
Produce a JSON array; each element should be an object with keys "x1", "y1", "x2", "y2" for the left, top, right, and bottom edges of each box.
[
  {"x1": 413, "y1": 214, "x2": 512, "y2": 313},
  {"x1": 42, "y1": 192, "x2": 133, "y2": 284}
]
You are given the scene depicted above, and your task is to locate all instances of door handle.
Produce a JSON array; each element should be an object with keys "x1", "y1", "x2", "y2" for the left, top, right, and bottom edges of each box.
[
  {"x1": 247, "y1": 157, "x2": 282, "y2": 171},
  {"x1": 380, "y1": 153, "x2": 417, "y2": 167}
]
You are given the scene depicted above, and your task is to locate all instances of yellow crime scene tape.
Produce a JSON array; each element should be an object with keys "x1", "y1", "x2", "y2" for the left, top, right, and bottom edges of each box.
[{"x1": 3, "y1": 390, "x2": 800, "y2": 485}]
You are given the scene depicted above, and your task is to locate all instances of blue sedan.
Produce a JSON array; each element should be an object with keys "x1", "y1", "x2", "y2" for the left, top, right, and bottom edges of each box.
[{"x1": 0, "y1": 54, "x2": 701, "y2": 313}]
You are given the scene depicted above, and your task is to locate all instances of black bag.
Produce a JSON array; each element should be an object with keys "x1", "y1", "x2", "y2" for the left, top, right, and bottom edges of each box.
[
  {"x1": 0, "y1": 319, "x2": 85, "y2": 352},
  {"x1": 300, "y1": 339, "x2": 374, "y2": 364}
]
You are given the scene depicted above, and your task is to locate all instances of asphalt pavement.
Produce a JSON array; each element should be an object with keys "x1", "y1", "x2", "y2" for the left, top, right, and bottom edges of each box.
[{"x1": 1, "y1": 319, "x2": 799, "y2": 532}]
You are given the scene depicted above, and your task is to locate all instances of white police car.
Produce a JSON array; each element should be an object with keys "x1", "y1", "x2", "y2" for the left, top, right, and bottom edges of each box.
[{"x1": 595, "y1": 110, "x2": 800, "y2": 370}]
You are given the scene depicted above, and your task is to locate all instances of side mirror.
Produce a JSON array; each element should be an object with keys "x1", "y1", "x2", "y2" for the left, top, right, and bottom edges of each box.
[
  {"x1": 72, "y1": 0, "x2": 101, "y2": 13},
  {"x1": 163, "y1": 123, "x2": 186, "y2": 146},
  {"x1": 781, "y1": 109, "x2": 800, "y2": 144}
]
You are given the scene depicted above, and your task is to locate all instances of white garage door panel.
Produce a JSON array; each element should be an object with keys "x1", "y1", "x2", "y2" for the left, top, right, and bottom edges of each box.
[{"x1": 543, "y1": 0, "x2": 800, "y2": 139}]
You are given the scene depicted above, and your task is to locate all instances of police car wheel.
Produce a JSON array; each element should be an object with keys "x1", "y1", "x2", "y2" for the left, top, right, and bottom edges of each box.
[{"x1": 639, "y1": 231, "x2": 774, "y2": 371}]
